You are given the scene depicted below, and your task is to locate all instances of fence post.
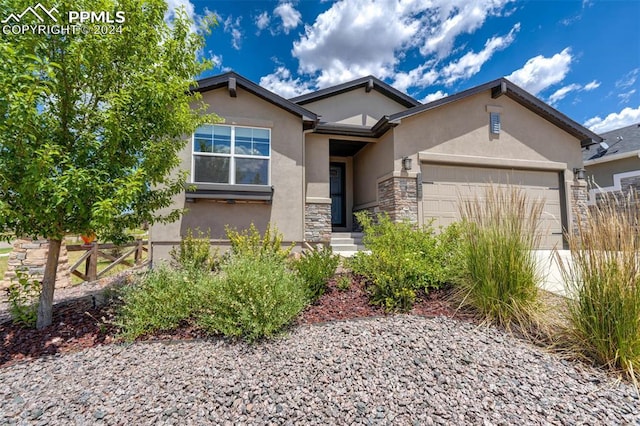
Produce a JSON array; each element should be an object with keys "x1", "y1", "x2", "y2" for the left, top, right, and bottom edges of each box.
[
  {"x1": 85, "y1": 243, "x2": 98, "y2": 281},
  {"x1": 135, "y1": 239, "x2": 142, "y2": 265}
]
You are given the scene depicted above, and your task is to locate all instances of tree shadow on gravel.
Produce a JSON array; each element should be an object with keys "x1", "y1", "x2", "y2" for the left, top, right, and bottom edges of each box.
[{"x1": 0, "y1": 297, "x2": 116, "y2": 368}]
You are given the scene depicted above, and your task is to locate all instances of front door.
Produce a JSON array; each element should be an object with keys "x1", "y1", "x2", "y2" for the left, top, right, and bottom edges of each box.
[{"x1": 330, "y1": 163, "x2": 346, "y2": 228}]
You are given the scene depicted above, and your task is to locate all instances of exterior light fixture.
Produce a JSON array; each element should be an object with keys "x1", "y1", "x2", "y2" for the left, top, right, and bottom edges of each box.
[
  {"x1": 402, "y1": 156, "x2": 412, "y2": 171},
  {"x1": 573, "y1": 168, "x2": 586, "y2": 180}
]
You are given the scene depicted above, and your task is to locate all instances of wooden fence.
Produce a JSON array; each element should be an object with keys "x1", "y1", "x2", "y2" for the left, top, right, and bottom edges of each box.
[{"x1": 67, "y1": 240, "x2": 149, "y2": 282}]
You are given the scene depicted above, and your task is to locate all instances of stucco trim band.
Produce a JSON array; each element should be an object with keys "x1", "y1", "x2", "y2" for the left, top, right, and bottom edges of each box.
[
  {"x1": 418, "y1": 152, "x2": 567, "y2": 171},
  {"x1": 305, "y1": 197, "x2": 332, "y2": 204},
  {"x1": 587, "y1": 169, "x2": 640, "y2": 205}
]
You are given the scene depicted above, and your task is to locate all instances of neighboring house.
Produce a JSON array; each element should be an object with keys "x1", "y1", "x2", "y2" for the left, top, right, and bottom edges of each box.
[
  {"x1": 582, "y1": 122, "x2": 640, "y2": 204},
  {"x1": 150, "y1": 72, "x2": 601, "y2": 261}
]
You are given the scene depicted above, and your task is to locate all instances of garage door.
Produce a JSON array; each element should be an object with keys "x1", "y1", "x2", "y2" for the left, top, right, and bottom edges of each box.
[{"x1": 421, "y1": 164, "x2": 564, "y2": 249}]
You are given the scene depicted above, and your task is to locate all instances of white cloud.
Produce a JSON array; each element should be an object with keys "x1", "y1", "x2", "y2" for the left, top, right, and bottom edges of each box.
[
  {"x1": 223, "y1": 15, "x2": 243, "y2": 50},
  {"x1": 419, "y1": 0, "x2": 515, "y2": 58},
  {"x1": 618, "y1": 89, "x2": 637, "y2": 104},
  {"x1": 259, "y1": 66, "x2": 313, "y2": 99},
  {"x1": 506, "y1": 48, "x2": 572, "y2": 95},
  {"x1": 165, "y1": 0, "x2": 199, "y2": 32},
  {"x1": 583, "y1": 80, "x2": 600, "y2": 91},
  {"x1": 441, "y1": 23, "x2": 519, "y2": 86},
  {"x1": 584, "y1": 106, "x2": 640, "y2": 133},
  {"x1": 291, "y1": 0, "x2": 516, "y2": 89},
  {"x1": 616, "y1": 68, "x2": 639, "y2": 89},
  {"x1": 420, "y1": 90, "x2": 448, "y2": 103},
  {"x1": 391, "y1": 65, "x2": 438, "y2": 93},
  {"x1": 548, "y1": 83, "x2": 581, "y2": 106},
  {"x1": 255, "y1": 11, "x2": 270, "y2": 32},
  {"x1": 274, "y1": 2, "x2": 302, "y2": 34}
]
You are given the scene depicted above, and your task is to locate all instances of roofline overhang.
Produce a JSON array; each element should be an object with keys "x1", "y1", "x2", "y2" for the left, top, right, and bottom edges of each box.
[
  {"x1": 584, "y1": 150, "x2": 640, "y2": 166},
  {"x1": 387, "y1": 78, "x2": 602, "y2": 147},
  {"x1": 290, "y1": 76, "x2": 420, "y2": 108},
  {"x1": 313, "y1": 116, "x2": 397, "y2": 138},
  {"x1": 192, "y1": 72, "x2": 318, "y2": 125}
]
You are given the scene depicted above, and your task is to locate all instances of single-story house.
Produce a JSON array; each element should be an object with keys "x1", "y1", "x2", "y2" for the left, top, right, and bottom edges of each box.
[
  {"x1": 583, "y1": 122, "x2": 640, "y2": 204},
  {"x1": 150, "y1": 72, "x2": 601, "y2": 261}
]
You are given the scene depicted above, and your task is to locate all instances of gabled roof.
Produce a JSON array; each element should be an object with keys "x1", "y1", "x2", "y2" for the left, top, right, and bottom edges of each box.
[
  {"x1": 194, "y1": 72, "x2": 318, "y2": 124},
  {"x1": 289, "y1": 75, "x2": 420, "y2": 108},
  {"x1": 583, "y1": 122, "x2": 640, "y2": 162},
  {"x1": 387, "y1": 78, "x2": 602, "y2": 147}
]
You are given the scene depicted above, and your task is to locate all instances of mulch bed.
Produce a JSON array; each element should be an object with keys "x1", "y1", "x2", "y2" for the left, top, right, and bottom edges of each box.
[{"x1": 1, "y1": 275, "x2": 469, "y2": 368}]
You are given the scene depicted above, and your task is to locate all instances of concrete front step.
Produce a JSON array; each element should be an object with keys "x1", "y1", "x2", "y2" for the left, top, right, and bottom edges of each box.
[{"x1": 329, "y1": 232, "x2": 366, "y2": 256}]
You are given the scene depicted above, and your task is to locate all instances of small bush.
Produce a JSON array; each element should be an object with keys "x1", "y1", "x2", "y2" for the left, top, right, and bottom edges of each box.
[
  {"x1": 293, "y1": 245, "x2": 339, "y2": 302},
  {"x1": 7, "y1": 270, "x2": 40, "y2": 328},
  {"x1": 336, "y1": 274, "x2": 351, "y2": 291},
  {"x1": 170, "y1": 228, "x2": 218, "y2": 271},
  {"x1": 226, "y1": 223, "x2": 292, "y2": 262},
  {"x1": 456, "y1": 185, "x2": 542, "y2": 328},
  {"x1": 197, "y1": 255, "x2": 306, "y2": 341},
  {"x1": 116, "y1": 265, "x2": 206, "y2": 340},
  {"x1": 349, "y1": 212, "x2": 460, "y2": 312},
  {"x1": 558, "y1": 192, "x2": 640, "y2": 381}
]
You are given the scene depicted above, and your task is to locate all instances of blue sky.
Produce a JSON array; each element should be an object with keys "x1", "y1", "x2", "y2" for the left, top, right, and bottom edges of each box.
[{"x1": 173, "y1": 0, "x2": 640, "y2": 134}]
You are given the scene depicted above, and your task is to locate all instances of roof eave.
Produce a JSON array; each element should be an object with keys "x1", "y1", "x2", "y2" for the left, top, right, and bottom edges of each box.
[{"x1": 193, "y1": 72, "x2": 318, "y2": 123}]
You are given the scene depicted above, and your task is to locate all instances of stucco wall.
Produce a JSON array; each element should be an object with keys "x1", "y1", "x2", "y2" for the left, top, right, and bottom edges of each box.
[
  {"x1": 151, "y1": 87, "x2": 304, "y2": 261},
  {"x1": 393, "y1": 92, "x2": 583, "y2": 171},
  {"x1": 301, "y1": 88, "x2": 410, "y2": 126},
  {"x1": 353, "y1": 131, "x2": 395, "y2": 207},
  {"x1": 305, "y1": 133, "x2": 330, "y2": 199},
  {"x1": 585, "y1": 156, "x2": 640, "y2": 187}
]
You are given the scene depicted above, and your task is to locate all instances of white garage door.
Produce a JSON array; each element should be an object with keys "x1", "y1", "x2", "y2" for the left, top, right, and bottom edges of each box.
[{"x1": 421, "y1": 163, "x2": 564, "y2": 249}]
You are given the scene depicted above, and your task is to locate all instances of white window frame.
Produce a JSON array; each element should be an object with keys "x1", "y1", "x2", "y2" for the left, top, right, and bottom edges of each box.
[{"x1": 191, "y1": 124, "x2": 271, "y2": 186}]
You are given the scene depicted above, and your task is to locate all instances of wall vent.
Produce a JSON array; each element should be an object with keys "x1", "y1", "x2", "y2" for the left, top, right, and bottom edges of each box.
[{"x1": 490, "y1": 112, "x2": 501, "y2": 134}]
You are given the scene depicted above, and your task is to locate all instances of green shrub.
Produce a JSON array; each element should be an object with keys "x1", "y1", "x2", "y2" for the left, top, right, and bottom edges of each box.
[
  {"x1": 558, "y1": 193, "x2": 640, "y2": 381},
  {"x1": 456, "y1": 185, "x2": 542, "y2": 328},
  {"x1": 197, "y1": 255, "x2": 306, "y2": 341},
  {"x1": 115, "y1": 265, "x2": 206, "y2": 340},
  {"x1": 293, "y1": 245, "x2": 340, "y2": 302},
  {"x1": 348, "y1": 212, "x2": 460, "y2": 312},
  {"x1": 170, "y1": 228, "x2": 218, "y2": 271},
  {"x1": 225, "y1": 223, "x2": 292, "y2": 262},
  {"x1": 7, "y1": 270, "x2": 40, "y2": 328},
  {"x1": 336, "y1": 274, "x2": 351, "y2": 291}
]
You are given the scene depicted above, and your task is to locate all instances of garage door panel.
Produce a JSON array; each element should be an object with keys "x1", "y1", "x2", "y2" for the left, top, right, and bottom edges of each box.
[{"x1": 421, "y1": 164, "x2": 564, "y2": 250}]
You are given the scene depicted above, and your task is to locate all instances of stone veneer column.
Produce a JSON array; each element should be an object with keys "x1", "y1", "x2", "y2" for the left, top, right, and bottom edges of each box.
[
  {"x1": 377, "y1": 176, "x2": 419, "y2": 223},
  {"x1": 2, "y1": 239, "x2": 71, "y2": 291},
  {"x1": 304, "y1": 202, "x2": 332, "y2": 243},
  {"x1": 570, "y1": 181, "x2": 589, "y2": 235}
]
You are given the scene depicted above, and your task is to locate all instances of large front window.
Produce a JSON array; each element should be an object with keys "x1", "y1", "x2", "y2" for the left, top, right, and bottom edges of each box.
[{"x1": 192, "y1": 124, "x2": 270, "y2": 185}]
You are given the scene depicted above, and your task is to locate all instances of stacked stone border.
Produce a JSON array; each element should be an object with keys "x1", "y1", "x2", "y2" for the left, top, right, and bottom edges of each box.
[{"x1": 2, "y1": 239, "x2": 71, "y2": 291}]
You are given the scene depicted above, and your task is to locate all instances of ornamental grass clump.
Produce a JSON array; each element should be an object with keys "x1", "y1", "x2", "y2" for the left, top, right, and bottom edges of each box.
[
  {"x1": 558, "y1": 192, "x2": 640, "y2": 382},
  {"x1": 456, "y1": 185, "x2": 543, "y2": 329}
]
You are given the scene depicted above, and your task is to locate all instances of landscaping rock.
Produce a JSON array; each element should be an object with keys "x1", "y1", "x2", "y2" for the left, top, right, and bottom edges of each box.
[{"x1": 1, "y1": 315, "x2": 638, "y2": 424}]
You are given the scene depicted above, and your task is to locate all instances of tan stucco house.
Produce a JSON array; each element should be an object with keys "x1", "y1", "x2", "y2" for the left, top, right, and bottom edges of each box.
[
  {"x1": 150, "y1": 72, "x2": 601, "y2": 261},
  {"x1": 583, "y1": 122, "x2": 640, "y2": 204}
]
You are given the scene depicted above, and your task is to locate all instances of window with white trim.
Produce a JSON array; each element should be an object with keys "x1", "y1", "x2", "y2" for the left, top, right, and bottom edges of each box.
[{"x1": 192, "y1": 124, "x2": 270, "y2": 185}]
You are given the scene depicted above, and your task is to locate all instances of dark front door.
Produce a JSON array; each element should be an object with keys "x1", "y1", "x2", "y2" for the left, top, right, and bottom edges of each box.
[{"x1": 330, "y1": 163, "x2": 346, "y2": 228}]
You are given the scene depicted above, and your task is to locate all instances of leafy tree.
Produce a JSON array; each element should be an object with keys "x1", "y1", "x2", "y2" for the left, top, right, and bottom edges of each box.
[{"x1": 0, "y1": 0, "x2": 217, "y2": 328}]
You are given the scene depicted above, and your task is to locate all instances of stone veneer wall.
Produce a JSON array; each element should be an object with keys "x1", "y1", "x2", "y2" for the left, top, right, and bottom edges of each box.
[
  {"x1": 304, "y1": 202, "x2": 332, "y2": 243},
  {"x1": 570, "y1": 181, "x2": 589, "y2": 235},
  {"x1": 377, "y1": 176, "x2": 419, "y2": 223},
  {"x1": 2, "y1": 239, "x2": 71, "y2": 291}
]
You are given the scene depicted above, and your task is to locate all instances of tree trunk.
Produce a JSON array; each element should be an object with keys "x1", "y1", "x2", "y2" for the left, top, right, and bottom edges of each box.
[{"x1": 36, "y1": 238, "x2": 62, "y2": 330}]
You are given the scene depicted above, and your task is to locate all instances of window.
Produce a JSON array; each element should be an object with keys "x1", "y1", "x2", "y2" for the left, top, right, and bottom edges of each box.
[
  {"x1": 192, "y1": 124, "x2": 270, "y2": 185},
  {"x1": 490, "y1": 112, "x2": 501, "y2": 134}
]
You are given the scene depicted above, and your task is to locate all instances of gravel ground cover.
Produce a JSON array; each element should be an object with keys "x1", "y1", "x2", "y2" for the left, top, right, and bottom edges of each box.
[{"x1": 1, "y1": 315, "x2": 638, "y2": 425}]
